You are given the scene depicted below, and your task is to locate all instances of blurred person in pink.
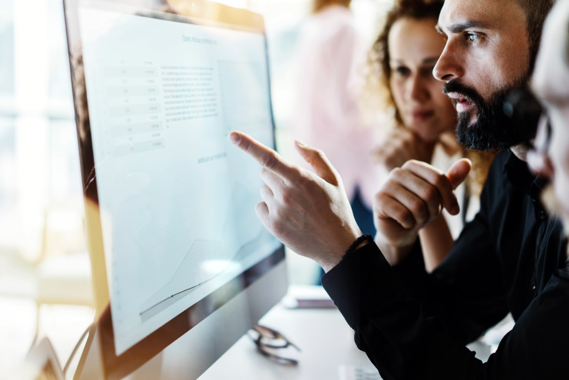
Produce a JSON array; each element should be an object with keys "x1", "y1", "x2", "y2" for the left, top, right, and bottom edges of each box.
[{"x1": 293, "y1": 0, "x2": 380, "y2": 236}]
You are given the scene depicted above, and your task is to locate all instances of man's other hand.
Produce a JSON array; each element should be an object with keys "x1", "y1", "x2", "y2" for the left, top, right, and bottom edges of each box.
[
  {"x1": 229, "y1": 131, "x2": 362, "y2": 272},
  {"x1": 374, "y1": 159, "x2": 471, "y2": 265}
]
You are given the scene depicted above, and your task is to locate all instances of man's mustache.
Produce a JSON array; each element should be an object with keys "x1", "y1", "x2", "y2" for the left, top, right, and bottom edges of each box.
[{"x1": 443, "y1": 81, "x2": 485, "y2": 107}]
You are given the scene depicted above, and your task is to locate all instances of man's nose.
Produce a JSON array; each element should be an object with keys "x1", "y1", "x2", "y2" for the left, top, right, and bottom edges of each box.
[{"x1": 433, "y1": 42, "x2": 464, "y2": 82}]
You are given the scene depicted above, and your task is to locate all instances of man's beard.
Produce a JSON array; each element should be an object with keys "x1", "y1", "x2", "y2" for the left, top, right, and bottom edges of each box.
[{"x1": 443, "y1": 80, "x2": 531, "y2": 152}]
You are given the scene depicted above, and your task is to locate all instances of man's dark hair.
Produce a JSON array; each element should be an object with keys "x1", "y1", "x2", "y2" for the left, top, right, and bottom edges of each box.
[{"x1": 515, "y1": 0, "x2": 555, "y2": 73}]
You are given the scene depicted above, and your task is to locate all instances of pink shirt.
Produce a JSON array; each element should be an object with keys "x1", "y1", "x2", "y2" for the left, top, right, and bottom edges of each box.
[{"x1": 292, "y1": 6, "x2": 381, "y2": 209}]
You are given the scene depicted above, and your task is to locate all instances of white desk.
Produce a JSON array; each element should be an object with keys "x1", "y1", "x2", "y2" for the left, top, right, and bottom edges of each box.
[{"x1": 199, "y1": 286, "x2": 376, "y2": 380}]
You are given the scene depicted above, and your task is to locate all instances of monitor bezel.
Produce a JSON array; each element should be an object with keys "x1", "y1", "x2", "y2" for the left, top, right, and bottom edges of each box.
[{"x1": 63, "y1": 0, "x2": 285, "y2": 377}]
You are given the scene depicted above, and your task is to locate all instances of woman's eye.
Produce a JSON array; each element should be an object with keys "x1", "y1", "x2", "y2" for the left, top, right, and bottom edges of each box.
[{"x1": 394, "y1": 67, "x2": 410, "y2": 76}]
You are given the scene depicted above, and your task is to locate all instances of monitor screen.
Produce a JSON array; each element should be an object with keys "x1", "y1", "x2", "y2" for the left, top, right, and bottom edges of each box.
[{"x1": 64, "y1": 0, "x2": 286, "y2": 377}]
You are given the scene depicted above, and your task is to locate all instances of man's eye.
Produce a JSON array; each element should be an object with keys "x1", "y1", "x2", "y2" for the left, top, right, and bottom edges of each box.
[{"x1": 466, "y1": 33, "x2": 480, "y2": 43}]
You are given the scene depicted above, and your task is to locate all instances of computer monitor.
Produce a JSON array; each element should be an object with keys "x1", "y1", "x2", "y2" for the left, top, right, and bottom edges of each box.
[{"x1": 63, "y1": 0, "x2": 287, "y2": 378}]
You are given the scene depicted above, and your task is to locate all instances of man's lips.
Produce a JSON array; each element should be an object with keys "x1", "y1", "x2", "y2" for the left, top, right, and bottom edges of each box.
[{"x1": 446, "y1": 92, "x2": 475, "y2": 113}]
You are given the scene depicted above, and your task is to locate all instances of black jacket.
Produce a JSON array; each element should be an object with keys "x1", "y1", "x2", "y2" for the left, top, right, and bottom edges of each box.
[{"x1": 323, "y1": 151, "x2": 569, "y2": 379}]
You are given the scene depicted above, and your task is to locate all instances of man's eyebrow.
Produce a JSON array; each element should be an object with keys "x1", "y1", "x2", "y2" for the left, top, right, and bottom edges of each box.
[{"x1": 440, "y1": 21, "x2": 491, "y2": 34}]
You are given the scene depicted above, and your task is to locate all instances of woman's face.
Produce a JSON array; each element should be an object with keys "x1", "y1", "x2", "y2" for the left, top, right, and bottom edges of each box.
[{"x1": 388, "y1": 17, "x2": 457, "y2": 143}]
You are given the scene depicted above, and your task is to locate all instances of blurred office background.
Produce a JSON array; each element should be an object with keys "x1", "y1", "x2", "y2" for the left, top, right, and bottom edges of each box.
[{"x1": 0, "y1": 0, "x2": 393, "y2": 376}]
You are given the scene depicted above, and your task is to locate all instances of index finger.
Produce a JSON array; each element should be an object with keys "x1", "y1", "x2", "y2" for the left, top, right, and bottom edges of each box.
[
  {"x1": 229, "y1": 131, "x2": 294, "y2": 181},
  {"x1": 401, "y1": 160, "x2": 460, "y2": 215}
]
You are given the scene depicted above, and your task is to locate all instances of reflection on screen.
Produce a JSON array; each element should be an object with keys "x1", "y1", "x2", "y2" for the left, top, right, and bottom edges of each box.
[{"x1": 79, "y1": 4, "x2": 280, "y2": 355}]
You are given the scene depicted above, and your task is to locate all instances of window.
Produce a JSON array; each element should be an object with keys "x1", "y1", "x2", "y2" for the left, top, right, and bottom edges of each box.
[
  {"x1": 0, "y1": 118, "x2": 17, "y2": 248},
  {"x1": 0, "y1": 0, "x2": 80, "y2": 256},
  {"x1": 47, "y1": 0, "x2": 73, "y2": 106},
  {"x1": 0, "y1": 1, "x2": 14, "y2": 98}
]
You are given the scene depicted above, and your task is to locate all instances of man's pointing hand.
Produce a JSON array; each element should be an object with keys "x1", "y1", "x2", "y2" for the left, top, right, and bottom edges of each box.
[{"x1": 229, "y1": 131, "x2": 362, "y2": 272}]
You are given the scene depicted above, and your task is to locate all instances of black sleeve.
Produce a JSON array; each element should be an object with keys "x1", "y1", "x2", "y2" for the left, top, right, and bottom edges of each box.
[
  {"x1": 392, "y1": 212, "x2": 509, "y2": 344},
  {"x1": 322, "y1": 243, "x2": 569, "y2": 380},
  {"x1": 386, "y1": 155, "x2": 511, "y2": 344}
]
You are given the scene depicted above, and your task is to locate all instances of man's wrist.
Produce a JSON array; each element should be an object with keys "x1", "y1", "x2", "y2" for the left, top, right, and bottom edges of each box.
[
  {"x1": 320, "y1": 234, "x2": 372, "y2": 273},
  {"x1": 342, "y1": 234, "x2": 373, "y2": 260}
]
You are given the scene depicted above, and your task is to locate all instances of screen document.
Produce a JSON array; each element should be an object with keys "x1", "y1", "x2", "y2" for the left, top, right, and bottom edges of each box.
[{"x1": 79, "y1": 3, "x2": 280, "y2": 355}]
